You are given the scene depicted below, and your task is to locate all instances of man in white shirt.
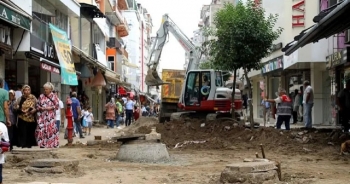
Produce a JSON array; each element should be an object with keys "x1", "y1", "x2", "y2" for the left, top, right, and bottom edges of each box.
[
  {"x1": 302, "y1": 80, "x2": 314, "y2": 128},
  {"x1": 0, "y1": 122, "x2": 9, "y2": 183},
  {"x1": 54, "y1": 90, "x2": 64, "y2": 131},
  {"x1": 14, "y1": 85, "x2": 22, "y2": 99}
]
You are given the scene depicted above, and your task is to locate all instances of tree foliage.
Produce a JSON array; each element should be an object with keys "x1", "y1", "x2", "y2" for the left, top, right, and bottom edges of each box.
[{"x1": 208, "y1": 0, "x2": 283, "y2": 71}]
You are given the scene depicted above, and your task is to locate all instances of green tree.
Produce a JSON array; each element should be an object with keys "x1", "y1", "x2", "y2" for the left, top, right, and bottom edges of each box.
[{"x1": 208, "y1": 0, "x2": 282, "y2": 127}]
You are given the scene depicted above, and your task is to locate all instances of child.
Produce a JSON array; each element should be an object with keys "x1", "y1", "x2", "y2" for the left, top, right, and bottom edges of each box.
[
  {"x1": 84, "y1": 107, "x2": 94, "y2": 135},
  {"x1": 0, "y1": 122, "x2": 10, "y2": 184}
]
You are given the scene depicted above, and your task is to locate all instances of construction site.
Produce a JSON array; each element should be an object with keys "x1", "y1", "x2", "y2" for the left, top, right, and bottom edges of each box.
[{"x1": 6, "y1": 117, "x2": 350, "y2": 184}]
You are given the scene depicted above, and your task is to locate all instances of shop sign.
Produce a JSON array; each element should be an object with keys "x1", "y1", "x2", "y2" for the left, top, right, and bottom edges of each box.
[
  {"x1": 261, "y1": 56, "x2": 283, "y2": 74},
  {"x1": 0, "y1": 26, "x2": 11, "y2": 46},
  {"x1": 41, "y1": 63, "x2": 60, "y2": 74},
  {"x1": 0, "y1": 4, "x2": 31, "y2": 31},
  {"x1": 49, "y1": 23, "x2": 78, "y2": 86},
  {"x1": 292, "y1": 0, "x2": 305, "y2": 27},
  {"x1": 30, "y1": 34, "x2": 58, "y2": 60},
  {"x1": 326, "y1": 48, "x2": 349, "y2": 69}
]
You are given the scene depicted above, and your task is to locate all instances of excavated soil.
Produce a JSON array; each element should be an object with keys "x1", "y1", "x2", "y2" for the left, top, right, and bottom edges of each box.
[{"x1": 125, "y1": 117, "x2": 347, "y2": 159}]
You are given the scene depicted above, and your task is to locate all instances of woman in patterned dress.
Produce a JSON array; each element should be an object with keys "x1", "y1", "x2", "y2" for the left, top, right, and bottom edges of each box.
[{"x1": 36, "y1": 82, "x2": 59, "y2": 148}]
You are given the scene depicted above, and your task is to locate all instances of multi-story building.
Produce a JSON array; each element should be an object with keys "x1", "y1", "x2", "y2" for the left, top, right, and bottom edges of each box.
[
  {"x1": 238, "y1": 0, "x2": 333, "y2": 126},
  {"x1": 1, "y1": 0, "x2": 131, "y2": 122},
  {"x1": 121, "y1": 1, "x2": 153, "y2": 95},
  {"x1": 283, "y1": 0, "x2": 350, "y2": 126}
]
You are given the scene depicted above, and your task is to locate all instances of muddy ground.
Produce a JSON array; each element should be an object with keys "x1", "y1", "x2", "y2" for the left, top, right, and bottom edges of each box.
[{"x1": 4, "y1": 117, "x2": 350, "y2": 184}]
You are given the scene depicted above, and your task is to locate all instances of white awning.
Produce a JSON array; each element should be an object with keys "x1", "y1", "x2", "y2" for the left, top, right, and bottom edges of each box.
[{"x1": 93, "y1": 18, "x2": 109, "y2": 40}]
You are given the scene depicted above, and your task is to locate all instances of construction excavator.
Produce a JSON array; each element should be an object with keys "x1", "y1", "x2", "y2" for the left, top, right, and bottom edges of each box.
[{"x1": 145, "y1": 14, "x2": 243, "y2": 123}]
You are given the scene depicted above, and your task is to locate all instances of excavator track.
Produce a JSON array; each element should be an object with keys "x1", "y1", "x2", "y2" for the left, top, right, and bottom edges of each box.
[{"x1": 170, "y1": 111, "x2": 195, "y2": 121}]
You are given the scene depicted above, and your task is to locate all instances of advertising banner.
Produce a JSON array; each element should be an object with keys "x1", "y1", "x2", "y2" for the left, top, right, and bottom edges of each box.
[{"x1": 49, "y1": 23, "x2": 78, "y2": 85}]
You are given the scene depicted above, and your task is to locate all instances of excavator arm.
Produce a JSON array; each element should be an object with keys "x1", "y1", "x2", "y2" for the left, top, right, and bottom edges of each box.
[{"x1": 145, "y1": 14, "x2": 201, "y2": 86}]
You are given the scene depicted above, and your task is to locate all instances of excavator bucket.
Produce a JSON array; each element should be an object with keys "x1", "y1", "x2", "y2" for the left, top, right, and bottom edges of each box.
[{"x1": 145, "y1": 69, "x2": 169, "y2": 86}]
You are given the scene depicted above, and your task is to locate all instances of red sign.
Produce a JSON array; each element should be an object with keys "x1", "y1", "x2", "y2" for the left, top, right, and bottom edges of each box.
[
  {"x1": 292, "y1": 0, "x2": 305, "y2": 27},
  {"x1": 41, "y1": 63, "x2": 60, "y2": 74}
]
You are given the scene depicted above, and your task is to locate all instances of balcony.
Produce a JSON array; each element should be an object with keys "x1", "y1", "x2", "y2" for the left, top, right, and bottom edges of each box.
[
  {"x1": 103, "y1": 0, "x2": 124, "y2": 25},
  {"x1": 117, "y1": 18, "x2": 129, "y2": 37},
  {"x1": 118, "y1": 0, "x2": 128, "y2": 10}
]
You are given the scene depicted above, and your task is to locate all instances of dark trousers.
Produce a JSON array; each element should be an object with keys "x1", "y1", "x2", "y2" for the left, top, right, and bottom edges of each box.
[
  {"x1": 125, "y1": 110, "x2": 133, "y2": 126},
  {"x1": 6, "y1": 125, "x2": 13, "y2": 151},
  {"x1": 292, "y1": 111, "x2": 298, "y2": 123},
  {"x1": 17, "y1": 118, "x2": 37, "y2": 148},
  {"x1": 276, "y1": 115, "x2": 291, "y2": 130},
  {"x1": 339, "y1": 110, "x2": 350, "y2": 132},
  {"x1": 0, "y1": 163, "x2": 2, "y2": 183}
]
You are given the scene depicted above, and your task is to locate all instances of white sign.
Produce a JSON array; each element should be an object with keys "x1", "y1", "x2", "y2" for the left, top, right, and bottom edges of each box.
[{"x1": 283, "y1": 51, "x2": 298, "y2": 69}]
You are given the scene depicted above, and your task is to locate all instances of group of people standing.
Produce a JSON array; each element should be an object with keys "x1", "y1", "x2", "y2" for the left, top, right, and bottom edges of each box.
[
  {"x1": 105, "y1": 95, "x2": 139, "y2": 129},
  {"x1": 261, "y1": 80, "x2": 314, "y2": 130}
]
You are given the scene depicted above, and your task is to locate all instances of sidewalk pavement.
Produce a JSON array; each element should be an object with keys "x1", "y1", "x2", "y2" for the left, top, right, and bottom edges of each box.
[{"x1": 253, "y1": 118, "x2": 341, "y2": 130}]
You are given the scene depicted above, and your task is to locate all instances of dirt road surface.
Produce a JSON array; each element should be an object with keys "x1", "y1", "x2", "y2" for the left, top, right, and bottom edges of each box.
[{"x1": 3, "y1": 117, "x2": 350, "y2": 184}]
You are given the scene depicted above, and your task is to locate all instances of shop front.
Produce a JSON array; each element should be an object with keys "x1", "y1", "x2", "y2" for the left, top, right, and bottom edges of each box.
[
  {"x1": 0, "y1": 1, "x2": 31, "y2": 88},
  {"x1": 326, "y1": 47, "x2": 350, "y2": 125}
]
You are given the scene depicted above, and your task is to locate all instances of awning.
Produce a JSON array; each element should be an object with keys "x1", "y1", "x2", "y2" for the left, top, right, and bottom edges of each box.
[
  {"x1": 80, "y1": 3, "x2": 104, "y2": 18},
  {"x1": 283, "y1": 0, "x2": 350, "y2": 56},
  {"x1": 104, "y1": 68, "x2": 121, "y2": 84},
  {"x1": 0, "y1": 1, "x2": 31, "y2": 31},
  {"x1": 122, "y1": 56, "x2": 139, "y2": 69},
  {"x1": 72, "y1": 45, "x2": 106, "y2": 71}
]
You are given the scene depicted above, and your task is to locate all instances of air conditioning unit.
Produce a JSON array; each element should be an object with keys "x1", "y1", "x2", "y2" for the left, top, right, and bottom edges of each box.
[{"x1": 345, "y1": 29, "x2": 350, "y2": 44}]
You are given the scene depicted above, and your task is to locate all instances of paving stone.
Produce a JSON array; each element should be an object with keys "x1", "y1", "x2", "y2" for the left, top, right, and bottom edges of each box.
[
  {"x1": 225, "y1": 161, "x2": 277, "y2": 173},
  {"x1": 12, "y1": 148, "x2": 54, "y2": 154},
  {"x1": 29, "y1": 159, "x2": 79, "y2": 168}
]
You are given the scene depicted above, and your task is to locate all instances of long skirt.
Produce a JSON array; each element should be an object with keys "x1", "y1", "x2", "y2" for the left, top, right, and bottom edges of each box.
[{"x1": 17, "y1": 118, "x2": 37, "y2": 148}]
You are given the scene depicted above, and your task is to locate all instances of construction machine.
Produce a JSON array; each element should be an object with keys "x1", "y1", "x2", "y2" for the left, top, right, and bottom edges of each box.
[{"x1": 145, "y1": 14, "x2": 242, "y2": 123}]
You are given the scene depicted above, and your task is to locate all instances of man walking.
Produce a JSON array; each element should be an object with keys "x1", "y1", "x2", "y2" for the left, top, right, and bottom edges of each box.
[
  {"x1": 71, "y1": 92, "x2": 84, "y2": 138},
  {"x1": 303, "y1": 81, "x2": 314, "y2": 128},
  {"x1": 0, "y1": 78, "x2": 10, "y2": 126},
  {"x1": 337, "y1": 80, "x2": 350, "y2": 132},
  {"x1": 261, "y1": 96, "x2": 271, "y2": 126},
  {"x1": 124, "y1": 96, "x2": 134, "y2": 126}
]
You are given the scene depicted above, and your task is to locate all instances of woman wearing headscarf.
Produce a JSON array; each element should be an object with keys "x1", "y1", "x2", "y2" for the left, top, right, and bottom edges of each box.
[
  {"x1": 36, "y1": 82, "x2": 59, "y2": 148},
  {"x1": 105, "y1": 98, "x2": 116, "y2": 128},
  {"x1": 8, "y1": 90, "x2": 17, "y2": 150},
  {"x1": 14, "y1": 85, "x2": 37, "y2": 148}
]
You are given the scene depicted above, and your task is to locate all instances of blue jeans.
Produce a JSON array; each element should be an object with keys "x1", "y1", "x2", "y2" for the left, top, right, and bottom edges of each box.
[
  {"x1": 116, "y1": 115, "x2": 122, "y2": 127},
  {"x1": 56, "y1": 120, "x2": 60, "y2": 132},
  {"x1": 107, "y1": 120, "x2": 115, "y2": 128},
  {"x1": 303, "y1": 103, "x2": 314, "y2": 128}
]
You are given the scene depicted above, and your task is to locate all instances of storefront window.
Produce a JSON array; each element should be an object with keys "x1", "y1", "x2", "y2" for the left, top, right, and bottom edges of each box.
[{"x1": 32, "y1": 0, "x2": 69, "y2": 42}]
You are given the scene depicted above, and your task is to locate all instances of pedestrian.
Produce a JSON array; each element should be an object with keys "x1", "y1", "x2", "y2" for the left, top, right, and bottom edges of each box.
[
  {"x1": 260, "y1": 95, "x2": 271, "y2": 126},
  {"x1": 8, "y1": 90, "x2": 17, "y2": 150},
  {"x1": 14, "y1": 85, "x2": 22, "y2": 99},
  {"x1": 36, "y1": 82, "x2": 59, "y2": 148},
  {"x1": 133, "y1": 105, "x2": 140, "y2": 121},
  {"x1": 14, "y1": 85, "x2": 37, "y2": 148},
  {"x1": 337, "y1": 80, "x2": 350, "y2": 132},
  {"x1": 70, "y1": 92, "x2": 84, "y2": 138},
  {"x1": 105, "y1": 98, "x2": 116, "y2": 128},
  {"x1": 115, "y1": 97, "x2": 123, "y2": 129},
  {"x1": 0, "y1": 120, "x2": 9, "y2": 184},
  {"x1": 54, "y1": 90, "x2": 64, "y2": 132},
  {"x1": 303, "y1": 81, "x2": 314, "y2": 128},
  {"x1": 124, "y1": 96, "x2": 135, "y2": 126},
  {"x1": 292, "y1": 89, "x2": 300, "y2": 124},
  {"x1": 83, "y1": 106, "x2": 94, "y2": 135},
  {"x1": 264, "y1": 88, "x2": 293, "y2": 130}
]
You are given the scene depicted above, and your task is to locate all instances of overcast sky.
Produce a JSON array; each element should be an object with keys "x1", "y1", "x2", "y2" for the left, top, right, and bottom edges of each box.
[{"x1": 137, "y1": 0, "x2": 212, "y2": 71}]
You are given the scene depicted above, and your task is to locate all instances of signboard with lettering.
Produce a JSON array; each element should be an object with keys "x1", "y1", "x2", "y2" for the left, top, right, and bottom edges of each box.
[
  {"x1": 327, "y1": 48, "x2": 349, "y2": 69},
  {"x1": 292, "y1": 0, "x2": 305, "y2": 27},
  {"x1": 30, "y1": 34, "x2": 58, "y2": 60},
  {"x1": 0, "y1": 4, "x2": 31, "y2": 31},
  {"x1": 41, "y1": 63, "x2": 60, "y2": 74},
  {"x1": 49, "y1": 23, "x2": 78, "y2": 85},
  {"x1": 261, "y1": 56, "x2": 284, "y2": 74}
]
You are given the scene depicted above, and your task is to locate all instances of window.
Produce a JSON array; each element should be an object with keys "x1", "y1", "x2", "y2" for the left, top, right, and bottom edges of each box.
[
  {"x1": 32, "y1": 0, "x2": 69, "y2": 43},
  {"x1": 108, "y1": 56, "x2": 115, "y2": 71}
]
